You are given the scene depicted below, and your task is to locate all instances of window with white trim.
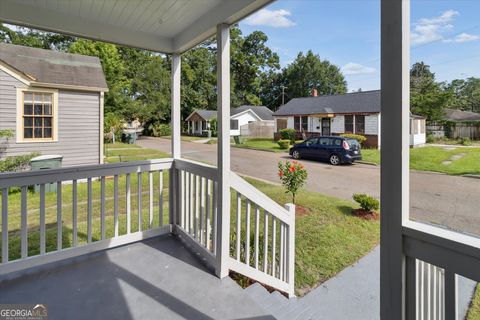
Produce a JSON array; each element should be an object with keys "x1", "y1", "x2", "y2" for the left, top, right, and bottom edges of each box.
[{"x1": 23, "y1": 92, "x2": 54, "y2": 140}]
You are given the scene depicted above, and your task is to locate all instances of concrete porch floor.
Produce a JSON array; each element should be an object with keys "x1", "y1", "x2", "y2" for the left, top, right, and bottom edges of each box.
[{"x1": 0, "y1": 235, "x2": 274, "y2": 320}]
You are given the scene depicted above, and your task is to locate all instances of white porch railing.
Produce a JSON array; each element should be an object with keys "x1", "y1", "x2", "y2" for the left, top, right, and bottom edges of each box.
[
  {"x1": 404, "y1": 221, "x2": 480, "y2": 319},
  {"x1": 0, "y1": 158, "x2": 296, "y2": 296},
  {"x1": 0, "y1": 159, "x2": 173, "y2": 276},
  {"x1": 173, "y1": 159, "x2": 295, "y2": 296},
  {"x1": 229, "y1": 172, "x2": 295, "y2": 296}
]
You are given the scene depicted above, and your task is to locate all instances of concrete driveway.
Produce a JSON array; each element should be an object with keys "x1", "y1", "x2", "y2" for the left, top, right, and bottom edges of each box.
[{"x1": 138, "y1": 137, "x2": 480, "y2": 236}]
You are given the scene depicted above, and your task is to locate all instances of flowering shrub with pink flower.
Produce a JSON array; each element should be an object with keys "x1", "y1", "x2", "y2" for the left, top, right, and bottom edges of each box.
[{"x1": 277, "y1": 160, "x2": 308, "y2": 204}]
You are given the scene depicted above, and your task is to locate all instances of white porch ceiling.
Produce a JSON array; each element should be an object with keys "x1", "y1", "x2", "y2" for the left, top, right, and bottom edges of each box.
[{"x1": 0, "y1": 0, "x2": 272, "y2": 53}]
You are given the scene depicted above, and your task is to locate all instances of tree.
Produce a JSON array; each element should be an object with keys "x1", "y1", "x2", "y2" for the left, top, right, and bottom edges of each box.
[
  {"x1": 69, "y1": 40, "x2": 134, "y2": 118},
  {"x1": 120, "y1": 47, "x2": 171, "y2": 124},
  {"x1": 181, "y1": 47, "x2": 217, "y2": 120},
  {"x1": 410, "y1": 62, "x2": 450, "y2": 120},
  {"x1": 230, "y1": 27, "x2": 280, "y2": 106},
  {"x1": 447, "y1": 78, "x2": 480, "y2": 113},
  {"x1": 283, "y1": 50, "x2": 347, "y2": 99},
  {"x1": 0, "y1": 23, "x2": 74, "y2": 50}
]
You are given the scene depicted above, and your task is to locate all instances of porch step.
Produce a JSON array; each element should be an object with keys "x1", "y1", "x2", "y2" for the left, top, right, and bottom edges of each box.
[{"x1": 243, "y1": 283, "x2": 317, "y2": 320}]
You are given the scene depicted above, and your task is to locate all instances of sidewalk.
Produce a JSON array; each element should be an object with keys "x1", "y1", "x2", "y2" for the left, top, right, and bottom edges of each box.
[{"x1": 300, "y1": 246, "x2": 476, "y2": 319}]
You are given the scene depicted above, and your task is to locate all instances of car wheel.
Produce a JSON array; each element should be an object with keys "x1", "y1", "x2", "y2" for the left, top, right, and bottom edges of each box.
[
  {"x1": 329, "y1": 154, "x2": 340, "y2": 165},
  {"x1": 292, "y1": 150, "x2": 301, "y2": 159}
]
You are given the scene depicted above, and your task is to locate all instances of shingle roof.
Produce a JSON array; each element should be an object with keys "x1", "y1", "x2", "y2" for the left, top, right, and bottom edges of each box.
[
  {"x1": 231, "y1": 105, "x2": 274, "y2": 120},
  {"x1": 0, "y1": 43, "x2": 108, "y2": 91},
  {"x1": 444, "y1": 108, "x2": 480, "y2": 121},
  {"x1": 273, "y1": 90, "x2": 381, "y2": 116},
  {"x1": 186, "y1": 106, "x2": 274, "y2": 122},
  {"x1": 185, "y1": 110, "x2": 217, "y2": 121}
]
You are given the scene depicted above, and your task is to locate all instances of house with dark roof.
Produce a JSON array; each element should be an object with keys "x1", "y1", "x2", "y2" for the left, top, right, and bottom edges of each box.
[
  {"x1": 427, "y1": 108, "x2": 480, "y2": 140},
  {"x1": 0, "y1": 43, "x2": 108, "y2": 166},
  {"x1": 273, "y1": 90, "x2": 426, "y2": 148},
  {"x1": 185, "y1": 105, "x2": 274, "y2": 136}
]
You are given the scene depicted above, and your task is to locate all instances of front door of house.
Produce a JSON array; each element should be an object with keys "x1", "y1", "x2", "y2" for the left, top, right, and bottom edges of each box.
[{"x1": 321, "y1": 118, "x2": 331, "y2": 136}]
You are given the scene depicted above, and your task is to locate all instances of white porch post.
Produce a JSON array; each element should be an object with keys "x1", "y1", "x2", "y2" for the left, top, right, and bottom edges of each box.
[
  {"x1": 215, "y1": 23, "x2": 231, "y2": 278},
  {"x1": 380, "y1": 0, "x2": 410, "y2": 319},
  {"x1": 171, "y1": 54, "x2": 181, "y2": 159},
  {"x1": 170, "y1": 53, "x2": 181, "y2": 226}
]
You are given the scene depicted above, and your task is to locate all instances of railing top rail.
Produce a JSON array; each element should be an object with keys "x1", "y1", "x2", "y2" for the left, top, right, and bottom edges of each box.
[
  {"x1": 403, "y1": 220, "x2": 480, "y2": 259},
  {"x1": 403, "y1": 220, "x2": 480, "y2": 282},
  {"x1": 174, "y1": 158, "x2": 217, "y2": 181},
  {"x1": 230, "y1": 172, "x2": 293, "y2": 224},
  {"x1": 0, "y1": 158, "x2": 174, "y2": 188}
]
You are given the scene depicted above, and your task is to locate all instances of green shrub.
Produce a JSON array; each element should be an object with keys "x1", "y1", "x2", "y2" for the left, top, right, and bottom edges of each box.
[
  {"x1": 278, "y1": 160, "x2": 308, "y2": 204},
  {"x1": 148, "y1": 123, "x2": 171, "y2": 137},
  {"x1": 209, "y1": 118, "x2": 218, "y2": 137},
  {"x1": 426, "y1": 134, "x2": 435, "y2": 143},
  {"x1": 0, "y1": 129, "x2": 14, "y2": 139},
  {"x1": 104, "y1": 113, "x2": 125, "y2": 143},
  {"x1": 280, "y1": 128, "x2": 296, "y2": 144},
  {"x1": 461, "y1": 137, "x2": 472, "y2": 146},
  {"x1": 340, "y1": 133, "x2": 367, "y2": 145},
  {"x1": 277, "y1": 139, "x2": 291, "y2": 149},
  {"x1": 0, "y1": 153, "x2": 40, "y2": 173},
  {"x1": 353, "y1": 193, "x2": 379, "y2": 212}
]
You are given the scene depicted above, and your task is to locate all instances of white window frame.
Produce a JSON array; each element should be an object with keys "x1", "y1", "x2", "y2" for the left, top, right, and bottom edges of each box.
[{"x1": 16, "y1": 88, "x2": 59, "y2": 143}]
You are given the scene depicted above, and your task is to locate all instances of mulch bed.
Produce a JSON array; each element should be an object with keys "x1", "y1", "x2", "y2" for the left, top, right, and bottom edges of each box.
[
  {"x1": 295, "y1": 205, "x2": 310, "y2": 217},
  {"x1": 352, "y1": 209, "x2": 379, "y2": 220}
]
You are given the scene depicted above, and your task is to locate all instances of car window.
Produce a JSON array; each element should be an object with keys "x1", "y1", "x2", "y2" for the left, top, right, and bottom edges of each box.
[
  {"x1": 318, "y1": 138, "x2": 331, "y2": 146},
  {"x1": 305, "y1": 138, "x2": 318, "y2": 146},
  {"x1": 333, "y1": 139, "x2": 342, "y2": 146},
  {"x1": 347, "y1": 138, "x2": 360, "y2": 148}
]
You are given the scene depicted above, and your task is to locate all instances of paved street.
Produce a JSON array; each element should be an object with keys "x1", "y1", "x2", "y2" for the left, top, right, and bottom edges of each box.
[{"x1": 138, "y1": 137, "x2": 480, "y2": 236}]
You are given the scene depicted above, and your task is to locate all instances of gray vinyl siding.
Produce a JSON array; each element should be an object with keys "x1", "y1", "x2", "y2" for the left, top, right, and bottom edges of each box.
[{"x1": 0, "y1": 69, "x2": 101, "y2": 167}]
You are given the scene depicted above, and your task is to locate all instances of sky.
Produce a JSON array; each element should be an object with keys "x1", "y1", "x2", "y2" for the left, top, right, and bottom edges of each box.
[{"x1": 239, "y1": 0, "x2": 480, "y2": 92}]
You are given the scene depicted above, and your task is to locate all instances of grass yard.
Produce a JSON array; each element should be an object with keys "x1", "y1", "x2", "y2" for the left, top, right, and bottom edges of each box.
[
  {"x1": 105, "y1": 143, "x2": 170, "y2": 163},
  {"x1": 159, "y1": 135, "x2": 208, "y2": 142},
  {"x1": 467, "y1": 286, "x2": 480, "y2": 320},
  {"x1": 362, "y1": 146, "x2": 480, "y2": 175},
  {"x1": 233, "y1": 138, "x2": 288, "y2": 153},
  {"x1": 243, "y1": 177, "x2": 379, "y2": 296}
]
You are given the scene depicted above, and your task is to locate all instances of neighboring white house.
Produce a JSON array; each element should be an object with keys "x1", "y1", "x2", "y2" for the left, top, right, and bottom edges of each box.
[
  {"x1": 185, "y1": 105, "x2": 274, "y2": 136},
  {"x1": 0, "y1": 43, "x2": 108, "y2": 166},
  {"x1": 273, "y1": 90, "x2": 426, "y2": 148}
]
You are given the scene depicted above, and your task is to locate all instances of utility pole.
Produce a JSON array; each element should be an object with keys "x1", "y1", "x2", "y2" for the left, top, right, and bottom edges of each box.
[{"x1": 281, "y1": 85, "x2": 287, "y2": 106}]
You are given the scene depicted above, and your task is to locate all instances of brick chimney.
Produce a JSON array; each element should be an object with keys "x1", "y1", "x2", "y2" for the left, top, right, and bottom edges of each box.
[{"x1": 311, "y1": 88, "x2": 318, "y2": 97}]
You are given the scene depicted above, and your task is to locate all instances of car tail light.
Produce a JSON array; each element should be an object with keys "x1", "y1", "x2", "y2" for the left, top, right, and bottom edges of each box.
[{"x1": 342, "y1": 140, "x2": 350, "y2": 150}]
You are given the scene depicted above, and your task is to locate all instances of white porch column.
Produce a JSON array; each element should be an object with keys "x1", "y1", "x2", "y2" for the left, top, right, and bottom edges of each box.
[
  {"x1": 215, "y1": 23, "x2": 231, "y2": 278},
  {"x1": 171, "y1": 54, "x2": 181, "y2": 158},
  {"x1": 380, "y1": 0, "x2": 410, "y2": 319},
  {"x1": 170, "y1": 53, "x2": 181, "y2": 226}
]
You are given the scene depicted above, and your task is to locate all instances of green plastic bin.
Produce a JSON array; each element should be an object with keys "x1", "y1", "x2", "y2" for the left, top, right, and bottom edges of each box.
[
  {"x1": 31, "y1": 155, "x2": 63, "y2": 193},
  {"x1": 123, "y1": 132, "x2": 137, "y2": 144},
  {"x1": 233, "y1": 135, "x2": 244, "y2": 145}
]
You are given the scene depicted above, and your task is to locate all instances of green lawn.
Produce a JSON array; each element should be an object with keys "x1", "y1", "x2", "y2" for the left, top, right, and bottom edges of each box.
[
  {"x1": 467, "y1": 285, "x2": 480, "y2": 320},
  {"x1": 243, "y1": 177, "x2": 379, "y2": 296},
  {"x1": 233, "y1": 138, "x2": 288, "y2": 153},
  {"x1": 105, "y1": 143, "x2": 170, "y2": 163},
  {"x1": 105, "y1": 142, "x2": 141, "y2": 149},
  {"x1": 362, "y1": 146, "x2": 480, "y2": 175},
  {"x1": 361, "y1": 149, "x2": 381, "y2": 164},
  {"x1": 159, "y1": 135, "x2": 208, "y2": 142}
]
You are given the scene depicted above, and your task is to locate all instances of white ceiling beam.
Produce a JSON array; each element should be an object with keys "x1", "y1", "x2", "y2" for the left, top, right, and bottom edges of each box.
[
  {"x1": 0, "y1": 0, "x2": 174, "y2": 53},
  {"x1": 173, "y1": 0, "x2": 273, "y2": 53}
]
